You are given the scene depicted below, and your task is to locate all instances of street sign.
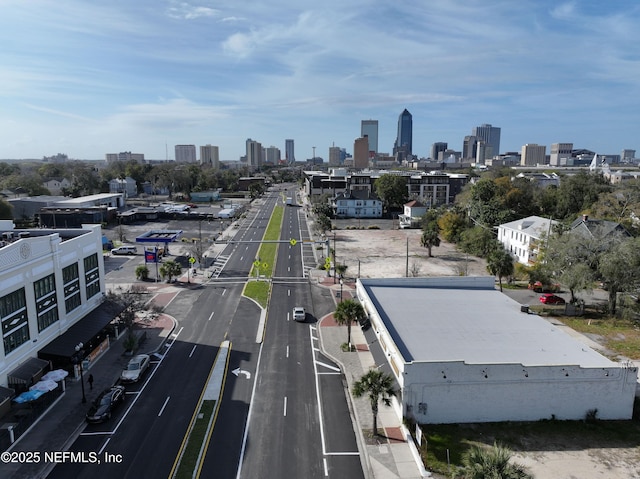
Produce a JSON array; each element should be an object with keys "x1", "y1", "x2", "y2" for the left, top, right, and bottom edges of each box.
[
  {"x1": 289, "y1": 238, "x2": 297, "y2": 246},
  {"x1": 189, "y1": 257, "x2": 196, "y2": 264}
]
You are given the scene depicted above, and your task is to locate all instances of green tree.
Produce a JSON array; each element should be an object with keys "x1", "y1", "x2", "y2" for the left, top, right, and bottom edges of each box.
[
  {"x1": 486, "y1": 248, "x2": 514, "y2": 292},
  {"x1": 458, "y1": 442, "x2": 532, "y2": 479},
  {"x1": 373, "y1": 174, "x2": 407, "y2": 213},
  {"x1": 553, "y1": 171, "x2": 611, "y2": 220},
  {"x1": 459, "y1": 226, "x2": 498, "y2": 258},
  {"x1": 135, "y1": 265, "x2": 149, "y2": 281},
  {"x1": 159, "y1": 260, "x2": 182, "y2": 283},
  {"x1": 0, "y1": 199, "x2": 13, "y2": 219},
  {"x1": 352, "y1": 369, "x2": 397, "y2": 437},
  {"x1": 437, "y1": 208, "x2": 468, "y2": 243},
  {"x1": 333, "y1": 298, "x2": 366, "y2": 348},
  {"x1": 598, "y1": 237, "x2": 640, "y2": 314},
  {"x1": 420, "y1": 210, "x2": 441, "y2": 257},
  {"x1": 315, "y1": 214, "x2": 332, "y2": 235}
]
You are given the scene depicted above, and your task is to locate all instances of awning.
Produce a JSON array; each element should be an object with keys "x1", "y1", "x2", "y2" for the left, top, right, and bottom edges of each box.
[
  {"x1": 38, "y1": 300, "x2": 124, "y2": 362},
  {"x1": 7, "y1": 357, "x2": 50, "y2": 386}
]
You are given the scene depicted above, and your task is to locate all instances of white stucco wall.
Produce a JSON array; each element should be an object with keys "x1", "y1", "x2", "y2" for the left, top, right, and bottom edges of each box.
[{"x1": 403, "y1": 360, "x2": 637, "y2": 424}]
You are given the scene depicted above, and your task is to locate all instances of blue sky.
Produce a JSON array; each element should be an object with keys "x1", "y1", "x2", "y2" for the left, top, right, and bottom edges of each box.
[{"x1": 1, "y1": 1, "x2": 639, "y2": 161}]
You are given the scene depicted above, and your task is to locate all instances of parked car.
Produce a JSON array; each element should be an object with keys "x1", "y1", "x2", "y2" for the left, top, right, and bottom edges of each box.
[
  {"x1": 86, "y1": 386, "x2": 125, "y2": 423},
  {"x1": 120, "y1": 354, "x2": 150, "y2": 383},
  {"x1": 539, "y1": 294, "x2": 566, "y2": 305},
  {"x1": 111, "y1": 245, "x2": 138, "y2": 255},
  {"x1": 529, "y1": 281, "x2": 560, "y2": 293},
  {"x1": 292, "y1": 306, "x2": 306, "y2": 322}
]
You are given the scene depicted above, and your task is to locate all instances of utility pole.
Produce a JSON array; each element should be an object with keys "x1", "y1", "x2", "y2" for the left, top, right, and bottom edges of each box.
[{"x1": 405, "y1": 236, "x2": 409, "y2": 277}]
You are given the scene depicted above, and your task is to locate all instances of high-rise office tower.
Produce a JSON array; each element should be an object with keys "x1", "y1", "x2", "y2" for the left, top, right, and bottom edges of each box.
[
  {"x1": 353, "y1": 137, "x2": 369, "y2": 169},
  {"x1": 361, "y1": 120, "x2": 379, "y2": 155},
  {"x1": 265, "y1": 146, "x2": 281, "y2": 164},
  {"x1": 393, "y1": 109, "x2": 412, "y2": 160},
  {"x1": 472, "y1": 124, "x2": 501, "y2": 159},
  {"x1": 329, "y1": 145, "x2": 341, "y2": 166},
  {"x1": 431, "y1": 142, "x2": 448, "y2": 161},
  {"x1": 521, "y1": 144, "x2": 546, "y2": 166},
  {"x1": 175, "y1": 145, "x2": 196, "y2": 163},
  {"x1": 246, "y1": 138, "x2": 263, "y2": 169},
  {"x1": 199, "y1": 144, "x2": 219, "y2": 168},
  {"x1": 462, "y1": 136, "x2": 478, "y2": 160},
  {"x1": 622, "y1": 149, "x2": 636, "y2": 161},
  {"x1": 285, "y1": 139, "x2": 295, "y2": 163}
]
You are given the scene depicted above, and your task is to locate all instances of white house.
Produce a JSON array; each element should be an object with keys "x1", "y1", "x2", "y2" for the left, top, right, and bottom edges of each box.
[
  {"x1": 43, "y1": 178, "x2": 72, "y2": 195},
  {"x1": 332, "y1": 190, "x2": 382, "y2": 218},
  {"x1": 356, "y1": 277, "x2": 637, "y2": 424},
  {"x1": 497, "y1": 215, "x2": 557, "y2": 265},
  {"x1": 399, "y1": 200, "x2": 428, "y2": 229},
  {"x1": 109, "y1": 177, "x2": 137, "y2": 198}
]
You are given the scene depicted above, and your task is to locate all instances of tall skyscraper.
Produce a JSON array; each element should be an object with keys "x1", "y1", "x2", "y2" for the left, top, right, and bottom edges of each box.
[
  {"x1": 472, "y1": 124, "x2": 501, "y2": 159},
  {"x1": 393, "y1": 109, "x2": 412, "y2": 160},
  {"x1": 175, "y1": 145, "x2": 196, "y2": 163},
  {"x1": 521, "y1": 144, "x2": 546, "y2": 166},
  {"x1": 353, "y1": 137, "x2": 369, "y2": 169},
  {"x1": 361, "y1": 120, "x2": 379, "y2": 154},
  {"x1": 329, "y1": 145, "x2": 341, "y2": 166},
  {"x1": 199, "y1": 144, "x2": 219, "y2": 168},
  {"x1": 462, "y1": 136, "x2": 478, "y2": 160},
  {"x1": 285, "y1": 139, "x2": 295, "y2": 163},
  {"x1": 246, "y1": 138, "x2": 263, "y2": 169},
  {"x1": 265, "y1": 146, "x2": 281, "y2": 164},
  {"x1": 431, "y1": 142, "x2": 448, "y2": 161}
]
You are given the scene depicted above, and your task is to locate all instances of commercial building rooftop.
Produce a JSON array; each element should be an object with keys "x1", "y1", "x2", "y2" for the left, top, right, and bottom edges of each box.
[{"x1": 360, "y1": 276, "x2": 614, "y2": 368}]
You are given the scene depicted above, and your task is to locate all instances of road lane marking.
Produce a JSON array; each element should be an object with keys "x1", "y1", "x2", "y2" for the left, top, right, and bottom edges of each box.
[
  {"x1": 283, "y1": 396, "x2": 287, "y2": 416},
  {"x1": 286, "y1": 345, "x2": 289, "y2": 358},
  {"x1": 316, "y1": 361, "x2": 340, "y2": 372},
  {"x1": 189, "y1": 345, "x2": 197, "y2": 357},
  {"x1": 323, "y1": 458, "x2": 328, "y2": 476},
  {"x1": 158, "y1": 396, "x2": 170, "y2": 416},
  {"x1": 208, "y1": 311, "x2": 215, "y2": 321},
  {"x1": 98, "y1": 438, "x2": 111, "y2": 455}
]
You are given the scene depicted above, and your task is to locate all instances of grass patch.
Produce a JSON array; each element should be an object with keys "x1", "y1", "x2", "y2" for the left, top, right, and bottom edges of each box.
[
  {"x1": 419, "y1": 419, "x2": 640, "y2": 476},
  {"x1": 244, "y1": 280, "x2": 270, "y2": 308},
  {"x1": 243, "y1": 205, "x2": 283, "y2": 305},
  {"x1": 560, "y1": 316, "x2": 640, "y2": 359},
  {"x1": 175, "y1": 400, "x2": 216, "y2": 479}
]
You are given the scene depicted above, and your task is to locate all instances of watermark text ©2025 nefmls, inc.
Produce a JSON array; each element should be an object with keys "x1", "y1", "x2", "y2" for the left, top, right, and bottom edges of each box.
[{"x1": 1, "y1": 450, "x2": 123, "y2": 464}]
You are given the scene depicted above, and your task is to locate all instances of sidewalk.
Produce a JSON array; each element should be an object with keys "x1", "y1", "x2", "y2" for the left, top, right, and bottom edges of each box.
[
  {"x1": 5, "y1": 299, "x2": 178, "y2": 479},
  {"x1": 314, "y1": 273, "x2": 430, "y2": 479}
]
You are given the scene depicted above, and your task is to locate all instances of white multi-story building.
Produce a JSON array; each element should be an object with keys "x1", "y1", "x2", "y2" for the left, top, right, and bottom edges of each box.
[
  {"x1": 0, "y1": 221, "x2": 107, "y2": 389},
  {"x1": 175, "y1": 145, "x2": 196, "y2": 163},
  {"x1": 265, "y1": 146, "x2": 281, "y2": 164},
  {"x1": 550, "y1": 143, "x2": 573, "y2": 166},
  {"x1": 199, "y1": 144, "x2": 219, "y2": 168},
  {"x1": 520, "y1": 144, "x2": 547, "y2": 166},
  {"x1": 497, "y1": 215, "x2": 557, "y2": 265}
]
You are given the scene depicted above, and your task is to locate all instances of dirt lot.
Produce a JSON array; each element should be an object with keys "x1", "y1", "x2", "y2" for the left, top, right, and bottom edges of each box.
[{"x1": 330, "y1": 226, "x2": 640, "y2": 479}]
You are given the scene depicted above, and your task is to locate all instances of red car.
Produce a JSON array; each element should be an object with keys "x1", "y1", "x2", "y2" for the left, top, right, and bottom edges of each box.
[{"x1": 539, "y1": 294, "x2": 565, "y2": 305}]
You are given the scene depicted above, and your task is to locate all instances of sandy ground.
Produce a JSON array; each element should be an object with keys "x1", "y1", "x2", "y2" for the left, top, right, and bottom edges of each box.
[{"x1": 329, "y1": 227, "x2": 640, "y2": 479}]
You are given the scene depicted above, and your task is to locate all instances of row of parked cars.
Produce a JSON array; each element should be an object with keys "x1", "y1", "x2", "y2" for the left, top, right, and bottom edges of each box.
[{"x1": 85, "y1": 354, "x2": 151, "y2": 423}]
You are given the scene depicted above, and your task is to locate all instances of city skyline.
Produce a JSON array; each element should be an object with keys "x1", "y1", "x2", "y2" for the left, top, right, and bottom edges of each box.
[{"x1": 2, "y1": 1, "x2": 639, "y2": 161}]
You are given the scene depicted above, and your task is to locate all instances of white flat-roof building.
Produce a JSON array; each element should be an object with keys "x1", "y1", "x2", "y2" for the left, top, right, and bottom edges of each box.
[
  {"x1": 0, "y1": 221, "x2": 107, "y2": 389},
  {"x1": 356, "y1": 276, "x2": 637, "y2": 424}
]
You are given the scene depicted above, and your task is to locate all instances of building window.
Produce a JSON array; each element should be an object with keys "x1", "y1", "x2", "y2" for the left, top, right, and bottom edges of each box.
[
  {"x1": 84, "y1": 253, "x2": 101, "y2": 299},
  {"x1": 63, "y1": 263, "x2": 81, "y2": 313},
  {"x1": 1, "y1": 288, "x2": 29, "y2": 355},
  {"x1": 34, "y1": 274, "x2": 59, "y2": 332}
]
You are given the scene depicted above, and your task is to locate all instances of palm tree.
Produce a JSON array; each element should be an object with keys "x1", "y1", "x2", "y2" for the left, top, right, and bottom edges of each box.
[
  {"x1": 159, "y1": 260, "x2": 182, "y2": 283},
  {"x1": 486, "y1": 247, "x2": 514, "y2": 292},
  {"x1": 459, "y1": 442, "x2": 532, "y2": 479},
  {"x1": 333, "y1": 298, "x2": 366, "y2": 348},
  {"x1": 352, "y1": 369, "x2": 396, "y2": 436}
]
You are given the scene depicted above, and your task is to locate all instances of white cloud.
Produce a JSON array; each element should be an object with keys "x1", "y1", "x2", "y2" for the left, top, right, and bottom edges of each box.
[{"x1": 166, "y1": 2, "x2": 219, "y2": 20}]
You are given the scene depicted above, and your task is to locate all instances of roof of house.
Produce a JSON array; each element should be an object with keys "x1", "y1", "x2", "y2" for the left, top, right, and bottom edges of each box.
[
  {"x1": 404, "y1": 200, "x2": 425, "y2": 208},
  {"x1": 569, "y1": 215, "x2": 629, "y2": 238},
  {"x1": 499, "y1": 215, "x2": 557, "y2": 238},
  {"x1": 334, "y1": 190, "x2": 380, "y2": 201}
]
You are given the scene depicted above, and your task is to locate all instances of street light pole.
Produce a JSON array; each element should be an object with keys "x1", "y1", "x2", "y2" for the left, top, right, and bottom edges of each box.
[
  {"x1": 73, "y1": 342, "x2": 87, "y2": 403},
  {"x1": 333, "y1": 232, "x2": 337, "y2": 284},
  {"x1": 340, "y1": 278, "x2": 343, "y2": 304}
]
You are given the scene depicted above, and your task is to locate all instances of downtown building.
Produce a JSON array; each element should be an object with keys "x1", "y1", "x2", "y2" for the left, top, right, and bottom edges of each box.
[
  {"x1": 361, "y1": 120, "x2": 379, "y2": 156},
  {"x1": 472, "y1": 124, "x2": 501, "y2": 160},
  {"x1": 285, "y1": 139, "x2": 295, "y2": 164},
  {"x1": 393, "y1": 109, "x2": 412, "y2": 161},
  {"x1": 246, "y1": 138, "x2": 263, "y2": 169},
  {"x1": 175, "y1": 145, "x2": 197, "y2": 163},
  {"x1": 521, "y1": 144, "x2": 547, "y2": 166},
  {"x1": 199, "y1": 144, "x2": 220, "y2": 168}
]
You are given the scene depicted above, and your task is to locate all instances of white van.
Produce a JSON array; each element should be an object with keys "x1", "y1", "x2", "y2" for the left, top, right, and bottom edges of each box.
[{"x1": 111, "y1": 245, "x2": 138, "y2": 255}]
